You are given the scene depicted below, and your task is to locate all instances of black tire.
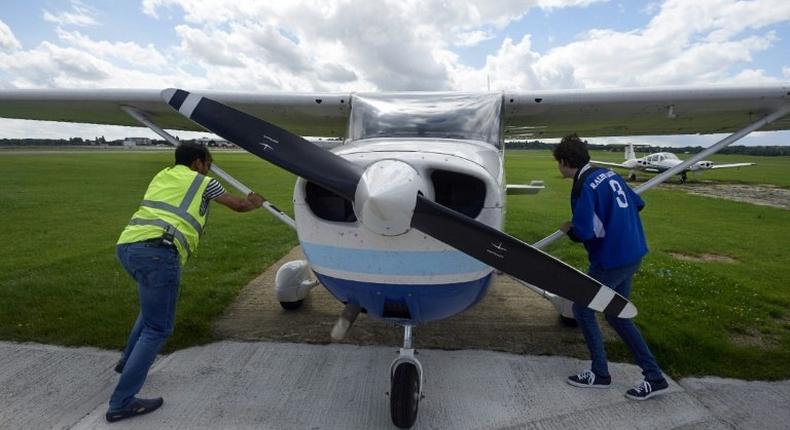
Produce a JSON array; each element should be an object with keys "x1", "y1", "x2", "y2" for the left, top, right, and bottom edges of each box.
[
  {"x1": 279, "y1": 300, "x2": 304, "y2": 310},
  {"x1": 390, "y1": 363, "x2": 420, "y2": 429},
  {"x1": 560, "y1": 315, "x2": 578, "y2": 327},
  {"x1": 628, "y1": 173, "x2": 637, "y2": 181}
]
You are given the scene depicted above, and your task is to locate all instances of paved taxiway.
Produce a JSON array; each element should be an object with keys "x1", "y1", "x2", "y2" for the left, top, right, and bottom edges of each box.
[{"x1": 2, "y1": 341, "x2": 789, "y2": 429}]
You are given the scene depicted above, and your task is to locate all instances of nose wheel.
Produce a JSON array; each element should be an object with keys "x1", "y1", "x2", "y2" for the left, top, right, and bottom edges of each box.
[{"x1": 389, "y1": 325, "x2": 423, "y2": 429}]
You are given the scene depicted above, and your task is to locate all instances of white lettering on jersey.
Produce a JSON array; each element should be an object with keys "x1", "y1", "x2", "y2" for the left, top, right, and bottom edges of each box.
[{"x1": 589, "y1": 170, "x2": 617, "y2": 190}]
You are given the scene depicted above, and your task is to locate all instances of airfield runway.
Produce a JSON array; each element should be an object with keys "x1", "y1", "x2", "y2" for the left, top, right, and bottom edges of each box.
[
  {"x1": 3, "y1": 247, "x2": 790, "y2": 429},
  {"x1": 2, "y1": 341, "x2": 790, "y2": 429}
]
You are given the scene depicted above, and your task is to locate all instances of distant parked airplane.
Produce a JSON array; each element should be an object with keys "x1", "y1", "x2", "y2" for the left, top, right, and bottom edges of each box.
[{"x1": 591, "y1": 144, "x2": 755, "y2": 183}]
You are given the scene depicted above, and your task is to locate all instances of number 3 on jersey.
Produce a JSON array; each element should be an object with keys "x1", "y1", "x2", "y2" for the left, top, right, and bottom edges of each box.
[{"x1": 609, "y1": 180, "x2": 629, "y2": 208}]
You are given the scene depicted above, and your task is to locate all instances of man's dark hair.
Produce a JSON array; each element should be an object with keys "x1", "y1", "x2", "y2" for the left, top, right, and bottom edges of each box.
[
  {"x1": 552, "y1": 134, "x2": 590, "y2": 168},
  {"x1": 175, "y1": 142, "x2": 211, "y2": 166}
]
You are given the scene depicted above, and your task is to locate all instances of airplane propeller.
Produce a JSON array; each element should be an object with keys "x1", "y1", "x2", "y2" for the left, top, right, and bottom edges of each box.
[{"x1": 162, "y1": 88, "x2": 637, "y2": 319}]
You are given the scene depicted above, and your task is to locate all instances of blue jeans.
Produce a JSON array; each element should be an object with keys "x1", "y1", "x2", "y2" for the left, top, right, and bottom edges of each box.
[
  {"x1": 110, "y1": 242, "x2": 180, "y2": 410},
  {"x1": 572, "y1": 260, "x2": 664, "y2": 382}
]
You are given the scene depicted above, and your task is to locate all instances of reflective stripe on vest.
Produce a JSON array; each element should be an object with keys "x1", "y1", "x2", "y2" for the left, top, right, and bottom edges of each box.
[
  {"x1": 128, "y1": 218, "x2": 192, "y2": 256},
  {"x1": 118, "y1": 166, "x2": 211, "y2": 264}
]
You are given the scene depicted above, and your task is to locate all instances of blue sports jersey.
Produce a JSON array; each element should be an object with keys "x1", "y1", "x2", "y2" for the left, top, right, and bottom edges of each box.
[{"x1": 568, "y1": 164, "x2": 648, "y2": 269}]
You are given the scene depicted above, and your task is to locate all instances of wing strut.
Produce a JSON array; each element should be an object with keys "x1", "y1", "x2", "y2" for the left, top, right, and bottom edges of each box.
[
  {"x1": 120, "y1": 105, "x2": 296, "y2": 230},
  {"x1": 533, "y1": 104, "x2": 790, "y2": 250},
  {"x1": 524, "y1": 104, "x2": 790, "y2": 315}
]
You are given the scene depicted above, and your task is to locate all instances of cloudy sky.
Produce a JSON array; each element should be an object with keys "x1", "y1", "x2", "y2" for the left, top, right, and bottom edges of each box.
[{"x1": 1, "y1": 0, "x2": 789, "y2": 145}]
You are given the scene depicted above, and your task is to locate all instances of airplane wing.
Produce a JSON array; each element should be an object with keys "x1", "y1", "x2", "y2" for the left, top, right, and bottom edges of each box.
[
  {"x1": 0, "y1": 89, "x2": 350, "y2": 137},
  {"x1": 0, "y1": 84, "x2": 788, "y2": 138},
  {"x1": 710, "y1": 162, "x2": 756, "y2": 169},
  {"x1": 503, "y1": 84, "x2": 790, "y2": 138},
  {"x1": 589, "y1": 160, "x2": 627, "y2": 169}
]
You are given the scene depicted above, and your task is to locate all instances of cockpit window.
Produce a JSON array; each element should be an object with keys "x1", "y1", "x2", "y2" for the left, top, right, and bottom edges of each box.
[{"x1": 349, "y1": 93, "x2": 503, "y2": 148}]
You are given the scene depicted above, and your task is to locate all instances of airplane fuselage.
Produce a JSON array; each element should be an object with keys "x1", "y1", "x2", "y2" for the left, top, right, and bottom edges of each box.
[
  {"x1": 624, "y1": 152, "x2": 714, "y2": 174},
  {"x1": 293, "y1": 138, "x2": 505, "y2": 324}
]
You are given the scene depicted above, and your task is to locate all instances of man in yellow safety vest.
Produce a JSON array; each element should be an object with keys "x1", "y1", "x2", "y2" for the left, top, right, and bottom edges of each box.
[{"x1": 106, "y1": 142, "x2": 264, "y2": 423}]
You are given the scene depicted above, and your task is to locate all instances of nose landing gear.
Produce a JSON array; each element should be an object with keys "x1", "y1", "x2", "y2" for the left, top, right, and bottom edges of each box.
[{"x1": 389, "y1": 325, "x2": 423, "y2": 429}]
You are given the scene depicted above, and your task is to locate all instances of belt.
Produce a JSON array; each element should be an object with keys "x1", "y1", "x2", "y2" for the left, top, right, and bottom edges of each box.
[{"x1": 139, "y1": 237, "x2": 177, "y2": 251}]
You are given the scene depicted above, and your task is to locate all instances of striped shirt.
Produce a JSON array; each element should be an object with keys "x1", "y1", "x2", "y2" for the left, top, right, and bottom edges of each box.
[{"x1": 200, "y1": 178, "x2": 225, "y2": 216}]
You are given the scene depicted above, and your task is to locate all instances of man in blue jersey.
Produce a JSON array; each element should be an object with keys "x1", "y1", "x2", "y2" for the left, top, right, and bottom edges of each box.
[{"x1": 554, "y1": 134, "x2": 669, "y2": 400}]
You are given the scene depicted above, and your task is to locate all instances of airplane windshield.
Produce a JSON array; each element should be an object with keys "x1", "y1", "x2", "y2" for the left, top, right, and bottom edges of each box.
[{"x1": 348, "y1": 93, "x2": 503, "y2": 148}]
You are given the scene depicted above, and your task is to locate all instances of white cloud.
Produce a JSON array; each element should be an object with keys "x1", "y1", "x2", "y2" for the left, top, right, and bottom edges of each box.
[
  {"x1": 783, "y1": 66, "x2": 790, "y2": 79},
  {"x1": 56, "y1": 28, "x2": 168, "y2": 68},
  {"x1": 134, "y1": 0, "x2": 616, "y2": 92},
  {"x1": 0, "y1": 1, "x2": 787, "y2": 95},
  {"x1": 42, "y1": 1, "x2": 99, "y2": 27},
  {"x1": 175, "y1": 25, "x2": 245, "y2": 68},
  {"x1": 455, "y1": 30, "x2": 495, "y2": 47},
  {"x1": 0, "y1": 20, "x2": 21, "y2": 52},
  {"x1": 469, "y1": 0, "x2": 790, "y2": 90}
]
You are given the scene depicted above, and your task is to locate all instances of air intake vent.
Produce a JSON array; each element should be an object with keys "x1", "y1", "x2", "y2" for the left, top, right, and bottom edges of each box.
[
  {"x1": 383, "y1": 300, "x2": 411, "y2": 319},
  {"x1": 431, "y1": 170, "x2": 486, "y2": 218},
  {"x1": 305, "y1": 182, "x2": 357, "y2": 222}
]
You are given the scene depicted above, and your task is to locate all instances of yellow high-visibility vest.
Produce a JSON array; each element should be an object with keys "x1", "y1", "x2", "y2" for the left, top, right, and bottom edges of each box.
[{"x1": 117, "y1": 165, "x2": 212, "y2": 265}]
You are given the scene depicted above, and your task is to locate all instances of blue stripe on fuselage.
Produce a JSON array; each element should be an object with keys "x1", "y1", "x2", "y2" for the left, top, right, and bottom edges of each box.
[
  {"x1": 301, "y1": 241, "x2": 488, "y2": 276},
  {"x1": 315, "y1": 272, "x2": 493, "y2": 324}
]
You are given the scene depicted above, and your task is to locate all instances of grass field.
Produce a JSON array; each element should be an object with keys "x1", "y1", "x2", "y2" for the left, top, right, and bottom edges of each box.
[{"x1": 1, "y1": 149, "x2": 789, "y2": 380}]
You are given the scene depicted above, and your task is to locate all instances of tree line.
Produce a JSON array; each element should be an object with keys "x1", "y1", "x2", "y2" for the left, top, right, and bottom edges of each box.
[
  {"x1": 506, "y1": 140, "x2": 790, "y2": 156},
  {"x1": 2, "y1": 137, "x2": 789, "y2": 156}
]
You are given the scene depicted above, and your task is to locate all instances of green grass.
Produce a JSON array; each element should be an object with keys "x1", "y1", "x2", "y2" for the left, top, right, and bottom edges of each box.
[
  {"x1": 1, "y1": 149, "x2": 789, "y2": 380},
  {"x1": 0, "y1": 151, "x2": 298, "y2": 351}
]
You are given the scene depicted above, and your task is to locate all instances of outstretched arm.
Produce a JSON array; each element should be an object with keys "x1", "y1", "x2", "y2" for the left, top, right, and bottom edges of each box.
[{"x1": 215, "y1": 192, "x2": 265, "y2": 212}]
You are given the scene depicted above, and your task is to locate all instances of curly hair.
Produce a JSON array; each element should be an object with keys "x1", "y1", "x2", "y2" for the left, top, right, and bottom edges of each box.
[
  {"x1": 552, "y1": 134, "x2": 590, "y2": 168},
  {"x1": 175, "y1": 142, "x2": 211, "y2": 166}
]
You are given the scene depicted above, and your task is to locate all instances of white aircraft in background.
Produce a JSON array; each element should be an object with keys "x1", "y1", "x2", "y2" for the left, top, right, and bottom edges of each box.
[
  {"x1": 592, "y1": 143, "x2": 756, "y2": 183},
  {"x1": 1, "y1": 84, "x2": 789, "y2": 429}
]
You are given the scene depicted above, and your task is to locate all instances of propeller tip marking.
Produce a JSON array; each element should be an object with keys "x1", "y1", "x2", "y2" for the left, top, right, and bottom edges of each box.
[
  {"x1": 161, "y1": 88, "x2": 190, "y2": 112},
  {"x1": 588, "y1": 286, "x2": 616, "y2": 313},
  {"x1": 161, "y1": 88, "x2": 177, "y2": 102},
  {"x1": 618, "y1": 303, "x2": 638, "y2": 319},
  {"x1": 178, "y1": 93, "x2": 202, "y2": 119}
]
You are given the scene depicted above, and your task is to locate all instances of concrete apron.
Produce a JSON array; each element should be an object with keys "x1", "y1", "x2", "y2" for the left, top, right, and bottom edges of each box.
[{"x1": 3, "y1": 341, "x2": 789, "y2": 429}]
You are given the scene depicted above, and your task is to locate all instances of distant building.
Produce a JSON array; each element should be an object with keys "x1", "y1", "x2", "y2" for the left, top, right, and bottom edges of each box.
[
  {"x1": 197, "y1": 137, "x2": 235, "y2": 148},
  {"x1": 123, "y1": 137, "x2": 151, "y2": 148}
]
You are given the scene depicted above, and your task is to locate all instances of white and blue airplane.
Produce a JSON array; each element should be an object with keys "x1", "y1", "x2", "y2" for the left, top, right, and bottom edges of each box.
[
  {"x1": 592, "y1": 143, "x2": 756, "y2": 183},
  {"x1": 1, "y1": 84, "x2": 788, "y2": 428}
]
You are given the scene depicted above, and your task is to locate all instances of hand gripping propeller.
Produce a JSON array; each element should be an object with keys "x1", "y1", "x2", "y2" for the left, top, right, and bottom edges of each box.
[{"x1": 162, "y1": 88, "x2": 637, "y2": 319}]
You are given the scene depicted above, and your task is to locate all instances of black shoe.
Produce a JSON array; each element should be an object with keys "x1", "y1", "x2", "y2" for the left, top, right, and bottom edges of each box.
[
  {"x1": 567, "y1": 370, "x2": 611, "y2": 388},
  {"x1": 113, "y1": 360, "x2": 125, "y2": 374},
  {"x1": 625, "y1": 378, "x2": 669, "y2": 400},
  {"x1": 106, "y1": 397, "x2": 164, "y2": 423}
]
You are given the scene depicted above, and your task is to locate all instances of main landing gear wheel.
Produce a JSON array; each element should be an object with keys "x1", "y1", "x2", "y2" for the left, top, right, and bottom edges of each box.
[
  {"x1": 560, "y1": 315, "x2": 578, "y2": 327},
  {"x1": 279, "y1": 300, "x2": 304, "y2": 310},
  {"x1": 390, "y1": 362, "x2": 420, "y2": 429},
  {"x1": 274, "y1": 260, "x2": 318, "y2": 311}
]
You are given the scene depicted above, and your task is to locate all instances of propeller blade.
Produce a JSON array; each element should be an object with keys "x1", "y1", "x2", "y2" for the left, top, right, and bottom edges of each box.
[
  {"x1": 161, "y1": 88, "x2": 363, "y2": 200},
  {"x1": 411, "y1": 195, "x2": 637, "y2": 318}
]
